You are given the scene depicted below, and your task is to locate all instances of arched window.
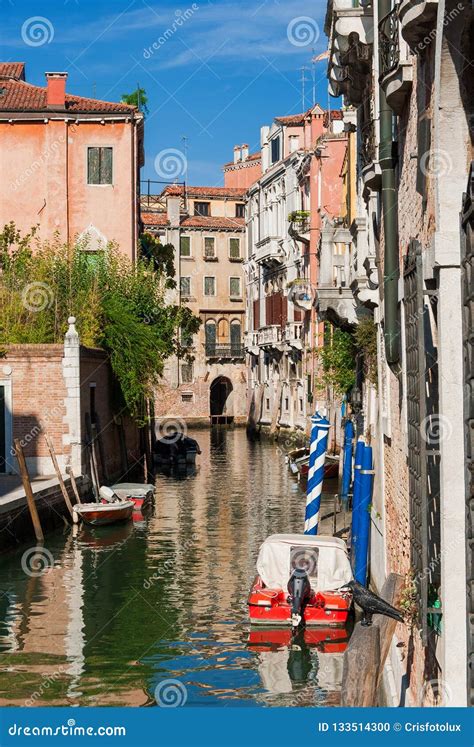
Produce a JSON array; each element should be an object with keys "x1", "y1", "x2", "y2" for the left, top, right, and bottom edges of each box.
[
  {"x1": 217, "y1": 318, "x2": 228, "y2": 342},
  {"x1": 230, "y1": 320, "x2": 242, "y2": 355},
  {"x1": 205, "y1": 320, "x2": 216, "y2": 355}
]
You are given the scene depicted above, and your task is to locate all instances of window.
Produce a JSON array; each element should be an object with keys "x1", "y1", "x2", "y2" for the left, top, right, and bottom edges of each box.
[
  {"x1": 230, "y1": 320, "x2": 242, "y2": 354},
  {"x1": 181, "y1": 392, "x2": 193, "y2": 403},
  {"x1": 205, "y1": 320, "x2": 216, "y2": 355},
  {"x1": 180, "y1": 328, "x2": 193, "y2": 347},
  {"x1": 285, "y1": 397, "x2": 289, "y2": 411},
  {"x1": 289, "y1": 135, "x2": 299, "y2": 153},
  {"x1": 194, "y1": 201, "x2": 210, "y2": 216},
  {"x1": 266, "y1": 398, "x2": 270, "y2": 410},
  {"x1": 204, "y1": 276, "x2": 216, "y2": 296},
  {"x1": 87, "y1": 147, "x2": 113, "y2": 185},
  {"x1": 299, "y1": 398, "x2": 303, "y2": 413},
  {"x1": 181, "y1": 363, "x2": 193, "y2": 383},
  {"x1": 180, "y1": 236, "x2": 191, "y2": 257},
  {"x1": 229, "y1": 238, "x2": 241, "y2": 259},
  {"x1": 235, "y1": 203, "x2": 245, "y2": 218},
  {"x1": 271, "y1": 137, "x2": 280, "y2": 164},
  {"x1": 229, "y1": 277, "x2": 241, "y2": 298},
  {"x1": 204, "y1": 237, "x2": 216, "y2": 259},
  {"x1": 180, "y1": 276, "x2": 191, "y2": 297}
]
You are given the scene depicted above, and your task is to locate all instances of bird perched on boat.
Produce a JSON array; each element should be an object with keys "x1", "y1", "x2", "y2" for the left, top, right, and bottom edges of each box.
[{"x1": 345, "y1": 580, "x2": 404, "y2": 627}]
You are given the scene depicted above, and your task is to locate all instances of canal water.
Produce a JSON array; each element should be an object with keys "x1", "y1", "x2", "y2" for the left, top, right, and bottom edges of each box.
[{"x1": 0, "y1": 429, "x2": 347, "y2": 707}]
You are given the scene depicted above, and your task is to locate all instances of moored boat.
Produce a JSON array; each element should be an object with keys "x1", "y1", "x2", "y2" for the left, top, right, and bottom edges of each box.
[
  {"x1": 73, "y1": 500, "x2": 134, "y2": 526},
  {"x1": 154, "y1": 433, "x2": 201, "y2": 468},
  {"x1": 287, "y1": 448, "x2": 339, "y2": 480},
  {"x1": 248, "y1": 534, "x2": 353, "y2": 628},
  {"x1": 109, "y1": 482, "x2": 155, "y2": 509}
]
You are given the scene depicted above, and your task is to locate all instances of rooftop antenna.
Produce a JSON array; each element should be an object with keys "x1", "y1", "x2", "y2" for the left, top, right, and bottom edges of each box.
[
  {"x1": 300, "y1": 66, "x2": 309, "y2": 111},
  {"x1": 311, "y1": 51, "x2": 316, "y2": 106},
  {"x1": 181, "y1": 135, "x2": 188, "y2": 207}
]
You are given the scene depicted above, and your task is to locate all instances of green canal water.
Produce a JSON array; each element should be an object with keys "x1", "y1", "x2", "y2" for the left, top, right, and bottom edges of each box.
[{"x1": 0, "y1": 429, "x2": 346, "y2": 707}]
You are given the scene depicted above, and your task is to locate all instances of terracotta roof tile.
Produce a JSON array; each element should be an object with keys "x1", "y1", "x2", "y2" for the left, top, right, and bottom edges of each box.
[
  {"x1": 0, "y1": 77, "x2": 137, "y2": 114},
  {"x1": 141, "y1": 213, "x2": 170, "y2": 227},
  {"x1": 0, "y1": 62, "x2": 25, "y2": 80},
  {"x1": 141, "y1": 212, "x2": 245, "y2": 231},
  {"x1": 162, "y1": 185, "x2": 246, "y2": 199}
]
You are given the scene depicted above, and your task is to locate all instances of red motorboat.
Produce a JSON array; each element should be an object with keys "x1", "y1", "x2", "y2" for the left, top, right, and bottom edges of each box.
[
  {"x1": 248, "y1": 534, "x2": 353, "y2": 628},
  {"x1": 247, "y1": 626, "x2": 349, "y2": 654},
  {"x1": 73, "y1": 500, "x2": 134, "y2": 526}
]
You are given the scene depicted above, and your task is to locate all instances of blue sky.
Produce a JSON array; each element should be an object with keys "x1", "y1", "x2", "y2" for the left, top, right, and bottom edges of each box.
[{"x1": 1, "y1": 0, "x2": 334, "y2": 185}]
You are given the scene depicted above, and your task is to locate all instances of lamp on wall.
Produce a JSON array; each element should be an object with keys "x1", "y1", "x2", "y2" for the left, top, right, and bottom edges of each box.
[{"x1": 350, "y1": 385, "x2": 362, "y2": 413}]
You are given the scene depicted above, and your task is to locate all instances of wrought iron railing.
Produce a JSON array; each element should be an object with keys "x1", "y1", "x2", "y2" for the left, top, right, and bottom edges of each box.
[
  {"x1": 205, "y1": 344, "x2": 245, "y2": 358},
  {"x1": 379, "y1": 6, "x2": 400, "y2": 79},
  {"x1": 360, "y1": 118, "x2": 377, "y2": 168}
]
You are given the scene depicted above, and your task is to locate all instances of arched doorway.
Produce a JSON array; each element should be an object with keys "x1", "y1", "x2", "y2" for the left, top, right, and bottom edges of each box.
[{"x1": 210, "y1": 376, "x2": 233, "y2": 425}]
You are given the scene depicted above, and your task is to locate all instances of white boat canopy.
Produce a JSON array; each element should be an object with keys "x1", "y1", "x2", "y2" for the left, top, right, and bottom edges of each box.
[{"x1": 256, "y1": 534, "x2": 353, "y2": 593}]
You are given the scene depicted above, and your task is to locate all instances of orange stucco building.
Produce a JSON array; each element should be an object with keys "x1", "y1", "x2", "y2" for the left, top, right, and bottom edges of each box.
[{"x1": 0, "y1": 63, "x2": 144, "y2": 258}]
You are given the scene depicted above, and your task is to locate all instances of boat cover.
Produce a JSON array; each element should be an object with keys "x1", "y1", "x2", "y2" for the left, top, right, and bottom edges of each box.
[{"x1": 256, "y1": 534, "x2": 352, "y2": 593}]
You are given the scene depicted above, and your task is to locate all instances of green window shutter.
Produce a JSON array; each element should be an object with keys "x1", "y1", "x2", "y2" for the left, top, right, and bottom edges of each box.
[
  {"x1": 87, "y1": 147, "x2": 100, "y2": 184},
  {"x1": 180, "y1": 236, "x2": 191, "y2": 256},
  {"x1": 230, "y1": 238, "x2": 240, "y2": 258},
  {"x1": 100, "y1": 147, "x2": 113, "y2": 184}
]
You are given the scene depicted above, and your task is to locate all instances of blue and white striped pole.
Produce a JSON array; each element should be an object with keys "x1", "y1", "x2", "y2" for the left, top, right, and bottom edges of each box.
[{"x1": 304, "y1": 412, "x2": 331, "y2": 535}]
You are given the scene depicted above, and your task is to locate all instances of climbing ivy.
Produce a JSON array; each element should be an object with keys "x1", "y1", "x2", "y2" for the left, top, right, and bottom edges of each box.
[
  {"x1": 0, "y1": 223, "x2": 201, "y2": 420},
  {"x1": 318, "y1": 323, "x2": 356, "y2": 395}
]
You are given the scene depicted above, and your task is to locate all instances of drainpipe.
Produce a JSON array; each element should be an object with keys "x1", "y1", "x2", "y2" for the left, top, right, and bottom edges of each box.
[{"x1": 378, "y1": 0, "x2": 400, "y2": 368}]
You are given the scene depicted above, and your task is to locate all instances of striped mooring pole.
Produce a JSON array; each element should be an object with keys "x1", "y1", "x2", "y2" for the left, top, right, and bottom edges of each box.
[
  {"x1": 304, "y1": 412, "x2": 331, "y2": 535},
  {"x1": 350, "y1": 437, "x2": 365, "y2": 565}
]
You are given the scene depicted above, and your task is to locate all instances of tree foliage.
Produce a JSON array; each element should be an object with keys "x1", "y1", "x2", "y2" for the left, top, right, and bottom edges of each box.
[
  {"x1": 0, "y1": 223, "x2": 200, "y2": 420},
  {"x1": 318, "y1": 323, "x2": 356, "y2": 395},
  {"x1": 121, "y1": 87, "x2": 149, "y2": 115}
]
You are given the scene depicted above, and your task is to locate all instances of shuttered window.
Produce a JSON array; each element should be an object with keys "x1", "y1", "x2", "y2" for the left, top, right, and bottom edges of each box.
[
  {"x1": 229, "y1": 238, "x2": 241, "y2": 259},
  {"x1": 87, "y1": 147, "x2": 113, "y2": 185}
]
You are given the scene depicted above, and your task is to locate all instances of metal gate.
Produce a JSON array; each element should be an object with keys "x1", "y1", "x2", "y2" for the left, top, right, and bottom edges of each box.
[
  {"x1": 461, "y1": 162, "x2": 474, "y2": 705},
  {"x1": 404, "y1": 239, "x2": 441, "y2": 643}
]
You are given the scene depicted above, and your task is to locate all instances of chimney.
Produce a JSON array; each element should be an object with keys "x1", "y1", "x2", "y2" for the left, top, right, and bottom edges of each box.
[
  {"x1": 233, "y1": 145, "x2": 242, "y2": 164},
  {"x1": 45, "y1": 72, "x2": 68, "y2": 108},
  {"x1": 241, "y1": 143, "x2": 249, "y2": 161}
]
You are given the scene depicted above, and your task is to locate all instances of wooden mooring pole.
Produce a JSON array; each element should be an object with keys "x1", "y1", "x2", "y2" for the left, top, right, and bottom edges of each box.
[
  {"x1": 13, "y1": 439, "x2": 44, "y2": 542},
  {"x1": 45, "y1": 435, "x2": 75, "y2": 520},
  {"x1": 341, "y1": 572, "x2": 404, "y2": 706}
]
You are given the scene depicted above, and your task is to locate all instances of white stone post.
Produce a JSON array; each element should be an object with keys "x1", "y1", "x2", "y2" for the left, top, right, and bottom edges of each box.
[{"x1": 62, "y1": 316, "x2": 82, "y2": 475}]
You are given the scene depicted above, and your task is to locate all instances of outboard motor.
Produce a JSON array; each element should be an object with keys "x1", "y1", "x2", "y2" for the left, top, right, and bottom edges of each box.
[{"x1": 287, "y1": 568, "x2": 311, "y2": 629}]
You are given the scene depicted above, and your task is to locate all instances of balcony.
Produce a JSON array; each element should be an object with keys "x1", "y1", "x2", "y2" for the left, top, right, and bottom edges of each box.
[
  {"x1": 350, "y1": 216, "x2": 379, "y2": 310},
  {"x1": 288, "y1": 211, "x2": 310, "y2": 245},
  {"x1": 359, "y1": 117, "x2": 381, "y2": 191},
  {"x1": 244, "y1": 331, "x2": 260, "y2": 356},
  {"x1": 379, "y1": 7, "x2": 413, "y2": 114},
  {"x1": 205, "y1": 343, "x2": 245, "y2": 360},
  {"x1": 283, "y1": 322, "x2": 304, "y2": 350},
  {"x1": 326, "y1": 0, "x2": 374, "y2": 107},
  {"x1": 398, "y1": 0, "x2": 438, "y2": 50},
  {"x1": 257, "y1": 325, "x2": 285, "y2": 350},
  {"x1": 317, "y1": 223, "x2": 357, "y2": 329},
  {"x1": 255, "y1": 236, "x2": 285, "y2": 266}
]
